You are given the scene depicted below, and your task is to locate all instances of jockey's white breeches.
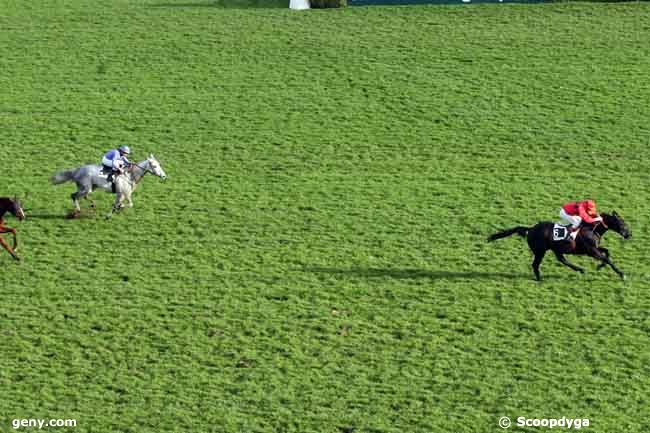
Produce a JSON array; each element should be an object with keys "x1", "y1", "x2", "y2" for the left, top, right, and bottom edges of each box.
[
  {"x1": 102, "y1": 156, "x2": 124, "y2": 170},
  {"x1": 559, "y1": 208, "x2": 582, "y2": 228}
]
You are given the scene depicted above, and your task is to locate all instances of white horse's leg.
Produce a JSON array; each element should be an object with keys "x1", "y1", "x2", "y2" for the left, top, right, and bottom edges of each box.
[
  {"x1": 125, "y1": 190, "x2": 134, "y2": 208},
  {"x1": 107, "y1": 192, "x2": 123, "y2": 219},
  {"x1": 84, "y1": 187, "x2": 96, "y2": 211},
  {"x1": 106, "y1": 198, "x2": 115, "y2": 219},
  {"x1": 71, "y1": 192, "x2": 81, "y2": 213},
  {"x1": 117, "y1": 183, "x2": 132, "y2": 209},
  {"x1": 70, "y1": 184, "x2": 89, "y2": 217}
]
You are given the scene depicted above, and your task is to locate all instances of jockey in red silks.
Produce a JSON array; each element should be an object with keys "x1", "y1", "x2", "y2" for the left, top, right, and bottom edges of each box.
[{"x1": 559, "y1": 199, "x2": 605, "y2": 239}]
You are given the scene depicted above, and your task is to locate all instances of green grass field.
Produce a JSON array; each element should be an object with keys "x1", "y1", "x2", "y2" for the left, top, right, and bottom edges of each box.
[{"x1": 1, "y1": 1, "x2": 649, "y2": 432}]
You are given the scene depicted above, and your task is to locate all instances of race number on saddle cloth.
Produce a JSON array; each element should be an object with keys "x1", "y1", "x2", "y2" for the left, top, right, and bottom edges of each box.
[
  {"x1": 101, "y1": 145, "x2": 131, "y2": 181},
  {"x1": 554, "y1": 199, "x2": 604, "y2": 241}
]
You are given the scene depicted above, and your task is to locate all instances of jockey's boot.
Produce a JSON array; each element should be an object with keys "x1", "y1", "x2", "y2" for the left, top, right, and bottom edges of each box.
[
  {"x1": 109, "y1": 170, "x2": 118, "y2": 193},
  {"x1": 569, "y1": 227, "x2": 580, "y2": 240}
]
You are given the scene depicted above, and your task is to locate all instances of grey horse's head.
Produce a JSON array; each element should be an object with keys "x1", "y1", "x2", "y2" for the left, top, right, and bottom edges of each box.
[{"x1": 147, "y1": 154, "x2": 167, "y2": 181}]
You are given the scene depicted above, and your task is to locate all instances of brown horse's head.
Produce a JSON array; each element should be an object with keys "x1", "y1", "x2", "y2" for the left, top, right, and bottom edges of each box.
[
  {"x1": 602, "y1": 211, "x2": 630, "y2": 240},
  {"x1": 11, "y1": 196, "x2": 25, "y2": 221}
]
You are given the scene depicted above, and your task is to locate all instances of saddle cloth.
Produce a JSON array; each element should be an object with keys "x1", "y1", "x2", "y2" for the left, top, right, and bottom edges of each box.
[{"x1": 552, "y1": 224, "x2": 570, "y2": 241}]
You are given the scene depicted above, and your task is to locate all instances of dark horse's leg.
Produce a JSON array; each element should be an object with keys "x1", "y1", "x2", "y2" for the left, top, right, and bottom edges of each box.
[
  {"x1": 532, "y1": 250, "x2": 546, "y2": 281},
  {"x1": 526, "y1": 225, "x2": 549, "y2": 281},
  {"x1": 587, "y1": 246, "x2": 624, "y2": 280},
  {"x1": 597, "y1": 247, "x2": 609, "y2": 271},
  {"x1": 553, "y1": 251, "x2": 584, "y2": 274}
]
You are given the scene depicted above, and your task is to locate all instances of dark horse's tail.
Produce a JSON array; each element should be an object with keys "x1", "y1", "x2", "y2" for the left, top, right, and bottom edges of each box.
[{"x1": 487, "y1": 226, "x2": 530, "y2": 242}]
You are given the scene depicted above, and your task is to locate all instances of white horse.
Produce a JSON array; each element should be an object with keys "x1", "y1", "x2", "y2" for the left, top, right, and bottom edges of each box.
[{"x1": 51, "y1": 154, "x2": 167, "y2": 218}]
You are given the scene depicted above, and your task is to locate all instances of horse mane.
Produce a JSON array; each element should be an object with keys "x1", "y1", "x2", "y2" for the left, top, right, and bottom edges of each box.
[
  {"x1": 596, "y1": 212, "x2": 623, "y2": 236},
  {"x1": 601, "y1": 212, "x2": 618, "y2": 223},
  {"x1": 0, "y1": 197, "x2": 13, "y2": 208}
]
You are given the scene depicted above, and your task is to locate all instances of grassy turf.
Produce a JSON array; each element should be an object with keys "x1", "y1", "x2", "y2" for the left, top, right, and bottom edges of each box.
[{"x1": 1, "y1": 1, "x2": 649, "y2": 432}]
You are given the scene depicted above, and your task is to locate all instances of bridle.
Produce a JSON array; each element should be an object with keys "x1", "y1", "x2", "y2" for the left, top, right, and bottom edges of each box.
[
  {"x1": 126, "y1": 161, "x2": 156, "y2": 184},
  {"x1": 590, "y1": 215, "x2": 619, "y2": 241},
  {"x1": 589, "y1": 221, "x2": 604, "y2": 241},
  {"x1": 129, "y1": 161, "x2": 152, "y2": 174}
]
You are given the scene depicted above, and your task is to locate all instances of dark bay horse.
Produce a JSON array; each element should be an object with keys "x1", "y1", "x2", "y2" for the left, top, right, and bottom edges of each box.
[
  {"x1": 0, "y1": 197, "x2": 26, "y2": 261},
  {"x1": 488, "y1": 212, "x2": 631, "y2": 281}
]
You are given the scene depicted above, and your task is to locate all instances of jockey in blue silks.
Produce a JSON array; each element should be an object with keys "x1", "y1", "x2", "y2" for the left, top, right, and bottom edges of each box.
[{"x1": 102, "y1": 145, "x2": 131, "y2": 181}]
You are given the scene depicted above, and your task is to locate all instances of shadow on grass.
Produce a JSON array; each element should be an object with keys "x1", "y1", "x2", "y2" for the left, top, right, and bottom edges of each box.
[
  {"x1": 25, "y1": 213, "x2": 68, "y2": 220},
  {"x1": 150, "y1": 0, "x2": 286, "y2": 9},
  {"x1": 27, "y1": 211, "x2": 97, "y2": 220},
  {"x1": 303, "y1": 267, "x2": 530, "y2": 281}
]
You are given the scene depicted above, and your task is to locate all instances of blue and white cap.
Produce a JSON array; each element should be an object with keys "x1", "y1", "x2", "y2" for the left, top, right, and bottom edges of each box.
[{"x1": 118, "y1": 145, "x2": 130, "y2": 154}]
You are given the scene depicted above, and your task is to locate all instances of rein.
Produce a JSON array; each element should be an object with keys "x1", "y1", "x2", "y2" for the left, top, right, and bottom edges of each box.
[
  {"x1": 590, "y1": 222, "x2": 603, "y2": 241},
  {"x1": 125, "y1": 162, "x2": 152, "y2": 184},
  {"x1": 133, "y1": 162, "x2": 152, "y2": 174},
  {"x1": 583, "y1": 219, "x2": 608, "y2": 242}
]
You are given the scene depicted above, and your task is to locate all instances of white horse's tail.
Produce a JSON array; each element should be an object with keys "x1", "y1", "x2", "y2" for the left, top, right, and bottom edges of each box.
[{"x1": 50, "y1": 169, "x2": 75, "y2": 185}]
